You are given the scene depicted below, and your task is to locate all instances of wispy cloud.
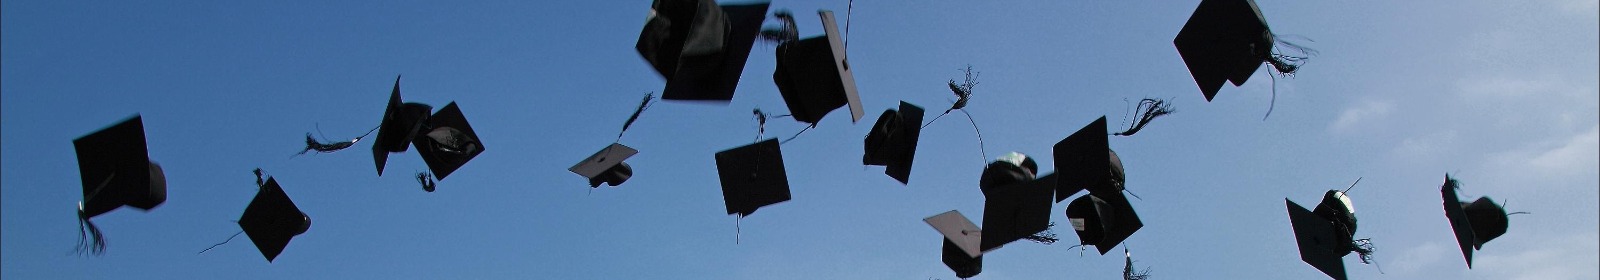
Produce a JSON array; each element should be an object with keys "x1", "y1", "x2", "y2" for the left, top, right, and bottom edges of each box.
[
  {"x1": 1329, "y1": 99, "x2": 1395, "y2": 134},
  {"x1": 1474, "y1": 232, "x2": 1600, "y2": 280}
]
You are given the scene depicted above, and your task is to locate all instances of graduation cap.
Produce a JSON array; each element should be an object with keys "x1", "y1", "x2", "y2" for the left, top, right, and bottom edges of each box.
[
  {"x1": 925, "y1": 210, "x2": 983, "y2": 279},
  {"x1": 1174, "y1": 0, "x2": 1312, "y2": 102},
  {"x1": 571, "y1": 143, "x2": 638, "y2": 188},
  {"x1": 1064, "y1": 191, "x2": 1143, "y2": 255},
  {"x1": 714, "y1": 138, "x2": 791, "y2": 217},
  {"x1": 238, "y1": 177, "x2": 311, "y2": 263},
  {"x1": 73, "y1": 115, "x2": 167, "y2": 254},
  {"x1": 863, "y1": 101, "x2": 925, "y2": 184},
  {"x1": 980, "y1": 172, "x2": 1057, "y2": 252},
  {"x1": 1441, "y1": 175, "x2": 1511, "y2": 268},
  {"x1": 772, "y1": 10, "x2": 864, "y2": 125},
  {"x1": 1287, "y1": 190, "x2": 1370, "y2": 280},
  {"x1": 1054, "y1": 116, "x2": 1125, "y2": 202},
  {"x1": 372, "y1": 76, "x2": 434, "y2": 176},
  {"x1": 411, "y1": 102, "x2": 485, "y2": 181},
  {"x1": 637, "y1": 0, "x2": 769, "y2": 101}
]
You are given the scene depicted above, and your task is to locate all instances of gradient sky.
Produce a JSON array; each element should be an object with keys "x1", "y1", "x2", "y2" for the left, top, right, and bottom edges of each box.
[{"x1": 4, "y1": 1, "x2": 1596, "y2": 279}]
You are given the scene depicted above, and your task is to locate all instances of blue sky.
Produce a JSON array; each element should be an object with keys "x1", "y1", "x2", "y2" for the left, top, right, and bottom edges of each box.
[{"x1": 3, "y1": 1, "x2": 1595, "y2": 279}]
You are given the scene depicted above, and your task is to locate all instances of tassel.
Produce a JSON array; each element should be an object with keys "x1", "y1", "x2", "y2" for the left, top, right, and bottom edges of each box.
[
  {"x1": 76, "y1": 206, "x2": 106, "y2": 256},
  {"x1": 293, "y1": 125, "x2": 379, "y2": 157},
  {"x1": 416, "y1": 172, "x2": 437, "y2": 192},
  {"x1": 757, "y1": 10, "x2": 798, "y2": 44},
  {"x1": 618, "y1": 93, "x2": 655, "y2": 141},
  {"x1": 1113, "y1": 98, "x2": 1175, "y2": 137}
]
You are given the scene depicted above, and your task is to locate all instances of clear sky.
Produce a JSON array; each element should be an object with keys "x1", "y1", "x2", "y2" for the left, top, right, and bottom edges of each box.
[{"x1": 3, "y1": 1, "x2": 1596, "y2": 279}]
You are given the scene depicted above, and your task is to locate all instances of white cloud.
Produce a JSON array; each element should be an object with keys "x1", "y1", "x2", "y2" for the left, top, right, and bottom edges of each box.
[
  {"x1": 1391, "y1": 241, "x2": 1450, "y2": 276},
  {"x1": 1473, "y1": 232, "x2": 1600, "y2": 280},
  {"x1": 1484, "y1": 125, "x2": 1600, "y2": 179},
  {"x1": 1329, "y1": 99, "x2": 1395, "y2": 133}
]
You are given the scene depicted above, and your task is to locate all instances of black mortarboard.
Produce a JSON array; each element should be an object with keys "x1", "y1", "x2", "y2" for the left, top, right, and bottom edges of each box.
[
  {"x1": 571, "y1": 143, "x2": 639, "y2": 188},
  {"x1": 1173, "y1": 0, "x2": 1272, "y2": 101},
  {"x1": 373, "y1": 76, "x2": 433, "y2": 176},
  {"x1": 714, "y1": 138, "x2": 790, "y2": 217},
  {"x1": 1442, "y1": 176, "x2": 1510, "y2": 268},
  {"x1": 863, "y1": 101, "x2": 925, "y2": 184},
  {"x1": 1286, "y1": 199, "x2": 1349, "y2": 280},
  {"x1": 1064, "y1": 192, "x2": 1143, "y2": 255},
  {"x1": 637, "y1": 0, "x2": 769, "y2": 101},
  {"x1": 978, "y1": 158, "x2": 1054, "y2": 252},
  {"x1": 1054, "y1": 116, "x2": 1122, "y2": 202},
  {"x1": 772, "y1": 10, "x2": 863, "y2": 124},
  {"x1": 943, "y1": 238, "x2": 983, "y2": 279},
  {"x1": 238, "y1": 178, "x2": 311, "y2": 263},
  {"x1": 412, "y1": 102, "x2": 485, "y2": 181},
  {"x1": 75, "y1": 115, "x2": 167, "y2": 219},
  {"x1": 925, "y1": 210, "x2": 983, "y2": 279}
]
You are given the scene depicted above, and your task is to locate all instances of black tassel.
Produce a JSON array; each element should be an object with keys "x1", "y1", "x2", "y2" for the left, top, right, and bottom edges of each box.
[
  {"x1": 416, "y1": 172, "x2": 437, "y2": 192},
  {"x1": 618, "y1": 93, "x2": 655, "y2": 141},
  {"x1": 758, "y1": 10, "x2": 798, "y2": 44},
  {"x1": 293, "y1": 125, "x2": 378, "y2": 157},
  {"x1": 1124, "y1": 248, "x2": 1152, "y2": 280},
  {"x1": 1113, "y1": 98, "x2": 1175, "y2": 137},
  {"x1": 1022, "y1": 223, "x2": 1059, "y2": 245},
  {"x1": 76, "y1": 207, "x2": 106, "y2": 256}
]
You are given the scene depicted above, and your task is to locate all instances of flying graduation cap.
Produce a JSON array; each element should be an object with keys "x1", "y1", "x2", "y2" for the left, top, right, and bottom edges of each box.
[
  {"x1": 1173, "y1": 0, "x2": 1314, "y2": 102},
  {"x1": 1441, "y1": 175, "x2": 1513, "y2": 268},
  {"x1": 976, "y1": 152, "x2": 1057, "y2": 252},
  {"x1": 371, "y1": 77, "x2": 485, "y2": 191},
  {"x1": 1287, "y1": 189, "x2": 1374, "y2": 280},
  {"x1": 862, "y1": 101, "x2": 925, "y2": 184},
  {"x1": 925, "y1": 210, "x2": 983, "y2": 279},
  {"x1": 1064, "y1": 190, "x2": 1143, "y2": 255},
  {"x1": 770, "y1": 10, "x2": 864, "y2": 125},
  {"x1": 238, "y1": 177, "x2": 311, "y2": 263},
  {"x1": 570, "y1": 94, "x2": 655, "y2": 189},
  {"x1": 714, "y1": 138, "x2": 791, "y2": 218},
  {"x1": 636, "y1": 0, "x2": 769, "y2": 101},
  {"x1": 1054, "y1": 116, "x2": 1145, "y2": 255},
  {"x1": 72, "y1": 115, "x2": 167, "y2": 255}
]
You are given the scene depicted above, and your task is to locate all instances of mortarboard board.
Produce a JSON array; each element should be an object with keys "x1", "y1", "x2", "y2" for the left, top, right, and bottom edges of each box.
[
  {"x1": 571, "y1": 143, "x2": 640, "y2": 188},
  {"x1": 1287, "y1": 199, "x2": 1349, "y2": 280},
  {"x1": 925, "y1": 210, "x2": 983, "y2": 258},
  {"x1": 980, "y1": 172, "x2": 1057, "y2": 252},
  {"x1": 75, "y1": 115, "x2": 167, "y2": 218},
  {"x1": 1054, "y1": 116, "x2": 1122, "y2": 202},
  {"x1": 943, "y1": 238, "x2": 983, "y2": 279},
  {"x1": 1441, "y1": 175, "x2": 1510, "y2": 268},
  {"x1": 1064, "y1": 191, "x2": 1143, "y2": 255},
  {"x1": 373, "y1": 76, "x2": 434, "y2": 176},
  {"x1": 863, "y1": 101, "x2": 925, "y2": 184},
  {"x1": 73, "y1": 115, "x2": 167, "y2": 254},
  {"x1": 714, "y1": 138, "x2": 790, "y2": 217},
  {"x1": 238, "y1": 177, "x2": 311, "y2": 263},
  {"x1": 412, "y1": 102, "x2": 485, "y2": 181},
  {"x1": 772, "y1": 10, "x2": 863, "y2": 124},
  {"x1": 637, "y1": 0, "x2": 770, "y2": 101},
  {"x1": 1173, "y1": 0, "x2": 1272, "y2": 101}
]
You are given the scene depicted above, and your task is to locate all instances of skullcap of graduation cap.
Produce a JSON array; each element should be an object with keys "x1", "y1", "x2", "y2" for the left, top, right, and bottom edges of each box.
[
  {"x1": 74, "y1": 115, "x2": 167, "y2": 218},
  {"x1": 925, "y1": 210, "x2": 982, "y2": 258},
  {"x1": 1173, "y1": 0, "x2": 1272, "y2": 101},
  {"x1": 714, "y1": 138, "x2": 790, "y2": 217},
  {"x1": 772, "y1": 10, "x2": 863, "y2": 124},
  {"x1": 1055, "y1": 116, "x2": 1122, "y2": 202},
  {"x1": 863, "y1": 101, "x2": 924, "y2": 184},
  {"x1": 571, "y1": 143, "x2": 640, "y2": 188},
  {"x1": 979, "y1": 152, "x2": 1038, "y2": 196},
  {"x1": 373, "y1": 76, "x2": 433, "y2": 176},
  {"x1": 412, "y1": 102, "x2": 484, "y2": 181},
  {"x1": 1441, "y1": 175, "x2": 1510, "y2": 268},
  {"x1": 1286, "y1": 199, "x2": 1349, "y2": 280},
  {"x1": 943, "y1": 238, "x2": 983, "y2": 279},
  {"x1": 978, "y1": 171, "x2": 1054, "y2": 252},
  {"x1": 1064, "y1": 191, "x2": 1143, "y2": 255},
  {"x1": 637, "y1": 0, "x2": 770, "y2": 101},
  {"x1": 239, "y1": 177, "x2": 311, "y2": 263}
]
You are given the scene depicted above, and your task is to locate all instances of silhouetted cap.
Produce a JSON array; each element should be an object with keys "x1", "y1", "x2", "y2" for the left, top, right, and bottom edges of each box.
[
  {"x1": 239, "y1": 177, "x2": 311, "y2": 263},
  {"x1": 943, "y1": 238, "x2": 983, "y2": 279},
  {"x1": 75, "y1": 115, "x2": 167, "y2": 218},
  {"x1": 1173, "y1": 0, "x2": 1272, "y2": 101},
  {"x1": 571, "y1": 143, "x2": 639, "y2": 188},
  {"x1": 976, "y1": 153, "x2": 1053, "y2": 252},
  {"x1": 772, "y1": 10, "x2": 863, "y2": 124},
  {"x1": 1054, "y1": 116, "x2": 1123, "y2": 202},
  {"x1": 1065, "y1": 192, "x2": 1143, "y2": 255},
  {"x1": 979, "y1": 152, "x2": 1039, "y2": 196},
  {"x1": 925, "y1": 210, "x2": 982, "y2": 258},
  {"x1": 863, "y1": 101, "x2": 924, "y2": 184},
  {"x1": 412, "y1": 102, "x2": 484, "y2": 180},
  {"x1": 637, "y1": 0, "x2": 769, "y2": 101},
  {"x1": 1442, "y1": 175, "x2": 1510, "y2": 268},
  {"x1": 1286, "y1": 199, "x2": 1349, "y2": 280},
  {"x1": 714, "y1": 138, "x2": 790, "y2": 216},
  {"x1": 373, "y1": 76, "x2": 433, "y2": 176}
]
